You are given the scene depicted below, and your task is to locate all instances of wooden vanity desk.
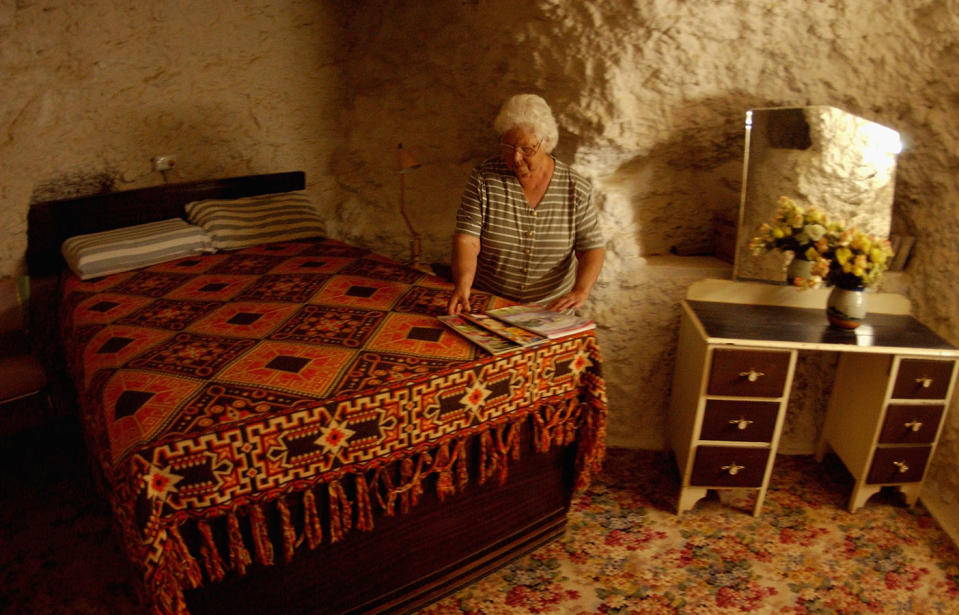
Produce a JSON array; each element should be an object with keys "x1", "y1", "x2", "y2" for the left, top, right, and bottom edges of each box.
[{"x1": 669, "y1": 280, "x2": 959, "y2": 516}]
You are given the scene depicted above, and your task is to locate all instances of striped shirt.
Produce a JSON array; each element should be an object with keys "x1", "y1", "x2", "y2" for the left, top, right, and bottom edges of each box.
[{"x1": 455, "y1": 157, "x2": 604, "y2": 304}]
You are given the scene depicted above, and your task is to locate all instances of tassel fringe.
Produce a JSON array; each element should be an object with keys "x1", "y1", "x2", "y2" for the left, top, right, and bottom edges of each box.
[
  {"x1": 197, "y1": 520, "x2": 225, "y2": 583},
  {"x1": 354, "y1": 474, "x2": 374, "y2": 532},
  {"x1": 303, "y1": 489, "x2": 323, "y2": 549},
  {"x1": 143, "y1": 397, "x2": 605, "y2": 615},
  {"x1": 166, "y1": 525, "x2": 203, "y2": 589},
  {"x1": 276, "y1": 496, "x2": 297, "y2": 563},
  {"x1": 249, "y1": 504, "x2": 274, "y2": 566},
  {"x1": 226, "y1": 512, "x2": 252, "y2": 576}
]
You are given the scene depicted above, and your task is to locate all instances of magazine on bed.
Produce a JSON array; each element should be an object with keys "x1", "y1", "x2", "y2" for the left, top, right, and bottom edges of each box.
[
  {"x1": 462, "y1": 312, "x2": 549, "y2": 347},
  {"x1": 484, "y1": 304, "x2": 595, "y2": 339},
  {"x1": 437, "y1": 315, "x2": 522, "y2": 354}
]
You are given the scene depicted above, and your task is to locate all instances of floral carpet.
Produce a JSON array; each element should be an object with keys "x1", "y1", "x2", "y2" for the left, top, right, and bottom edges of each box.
[{"x1": 2, "y1": 422, "x2": 958, "y2": 615}]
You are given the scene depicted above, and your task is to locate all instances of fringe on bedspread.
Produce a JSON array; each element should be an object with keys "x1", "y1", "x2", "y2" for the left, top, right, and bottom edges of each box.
[{"x1": 146, "y1": 396, "x2": 605, "y2": 615}]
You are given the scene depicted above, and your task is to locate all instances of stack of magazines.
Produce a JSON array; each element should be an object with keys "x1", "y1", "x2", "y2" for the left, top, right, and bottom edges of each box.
[{"x1": 438, "y1": 305, "x2": 595, "y2": 354}]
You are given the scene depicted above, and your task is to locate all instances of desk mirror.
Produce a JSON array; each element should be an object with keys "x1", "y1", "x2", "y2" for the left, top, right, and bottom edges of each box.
[{"x1": 733, "y1": 106, "x2": 902, "y2": 283}]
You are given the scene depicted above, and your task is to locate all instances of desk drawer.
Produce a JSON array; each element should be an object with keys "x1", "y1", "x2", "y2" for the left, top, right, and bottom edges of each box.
[
  {"x1": 878, "y1": 404, "x2": 944, "y2": 444},
  {"x1": 891, "y1": 359, "x2": 955, "y2": 400},
  {"x1": 690, "y1": 446, "x2": 769, "y2": 487},
  {"x1": 706, "y1": 349, "x2": 791, "y2": 398},
  {"x1": 699, "y1": 400, "x2": 779, "y2": 442},
  {"x1": 867, "y1": 446, "x2": 931, "y2": 484}
]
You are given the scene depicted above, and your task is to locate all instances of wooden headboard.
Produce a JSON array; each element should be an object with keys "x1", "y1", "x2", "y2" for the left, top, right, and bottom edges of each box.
[{"x1": 26, "y1": 171, "x2": 305, "y2": 277}]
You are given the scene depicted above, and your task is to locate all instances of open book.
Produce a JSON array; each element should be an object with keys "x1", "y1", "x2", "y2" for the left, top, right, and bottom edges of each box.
[{"x1": 485, "y1": 305, "x2": 595, "y2": 339}]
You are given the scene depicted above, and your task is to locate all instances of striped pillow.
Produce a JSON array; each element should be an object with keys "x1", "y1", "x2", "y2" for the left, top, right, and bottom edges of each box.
[
  {"x1": 184, "y1": 191, "x2": 325, "y2": 250},
  {"x1": 61, "y1": 218, "x2": 213, "y2": 280}
]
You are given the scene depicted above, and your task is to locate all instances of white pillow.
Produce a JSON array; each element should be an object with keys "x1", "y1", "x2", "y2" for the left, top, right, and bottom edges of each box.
[
  {"x1": 184, "y1": 191, "x2": 325, "y2": 251},
  {"x1": 61, "y1": 218, "x2": 213, "y2": 280}
]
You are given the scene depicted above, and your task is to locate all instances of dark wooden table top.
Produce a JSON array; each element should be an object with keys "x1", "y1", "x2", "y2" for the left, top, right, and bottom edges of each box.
[{"x1": 686, "y1": 300, "x2": 958, "y2": 354}]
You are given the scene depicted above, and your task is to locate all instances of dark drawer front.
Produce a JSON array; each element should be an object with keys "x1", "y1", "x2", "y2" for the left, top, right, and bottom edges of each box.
[
  {"x1": 891, "y1": 359, "x2": 955, "y2": 400},
  {"x1": 707, "y1": 349, "x2": 790, "y2": 398},
  {"x1": 878, "y1": 404, "x2": 944, "y2": 444},
  {"x1": 699, "y1": 400, "x2": 779, "y2": 442},
  {"x1": 690, "y1": 446, "x2": 769, "y2": 487},
  {"x1": 867, "y1": 446, "x2": 931, "y2": 484}
]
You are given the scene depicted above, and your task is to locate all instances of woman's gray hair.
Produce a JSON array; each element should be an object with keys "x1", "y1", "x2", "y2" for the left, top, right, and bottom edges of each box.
[{"x1": 493, "y1": 94, "x2": 559, "y2": 153}]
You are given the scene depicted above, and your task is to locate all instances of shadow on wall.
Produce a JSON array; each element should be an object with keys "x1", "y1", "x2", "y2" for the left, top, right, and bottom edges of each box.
[
  {"x1": 26, "y1": 100, "x2": 273, "y2": 207},
  {"x1": 603, "y1": 95, "x2": 777, "y2": 258}
]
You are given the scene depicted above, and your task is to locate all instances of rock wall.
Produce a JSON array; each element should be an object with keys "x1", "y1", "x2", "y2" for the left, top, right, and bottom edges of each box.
[{"x1": 3, "y1": 0, "x2": 958, "y2": 538}]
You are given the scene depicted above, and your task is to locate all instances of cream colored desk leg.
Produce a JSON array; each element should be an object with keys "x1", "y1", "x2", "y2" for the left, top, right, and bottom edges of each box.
[
  {"x1": 848, "y1": 480, "x2": 883, "y2": 513},
  {"x1": 677, "y1": 487, "x2": 708, "y2": 515},
  {"x1": 898, "y1": 484, "x2": 921, "y2": 508},
  {"x1": 753, "y1": 486, "x2": 767, "y2": 517}
]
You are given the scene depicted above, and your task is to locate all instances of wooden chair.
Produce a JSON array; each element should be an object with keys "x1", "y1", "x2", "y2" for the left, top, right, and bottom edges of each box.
[{"x1": 0, "y1": 277, "x2": 49, "y2": 438}]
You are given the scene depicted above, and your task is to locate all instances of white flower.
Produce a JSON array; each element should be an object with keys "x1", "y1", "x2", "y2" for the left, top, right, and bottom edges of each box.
[{"x1": 804, "y1": 224, "x2": 826, "y2": 242}]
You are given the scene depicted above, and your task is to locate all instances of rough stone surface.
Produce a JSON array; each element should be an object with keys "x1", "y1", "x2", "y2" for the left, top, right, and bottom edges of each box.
[{"x1": 3, "y1": 0, "x2": 958, "y2": 538}]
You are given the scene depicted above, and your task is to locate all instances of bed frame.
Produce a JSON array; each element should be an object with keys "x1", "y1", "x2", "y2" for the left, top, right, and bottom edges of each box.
[{"x1": 26, "y1": 172, "x2": 582, "y2": 615}]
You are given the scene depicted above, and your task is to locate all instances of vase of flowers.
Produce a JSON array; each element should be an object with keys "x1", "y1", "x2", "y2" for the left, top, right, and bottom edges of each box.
[
  {"x1": 750, "y1": 196, "x2": 896, "y2": 329},
  {"x1": 825, "y1": 286, "x2": 867, "y2": 329},
  {"x1": 811, "y1": 226, "x2": 895, "y2": 329},
  {"x1": 748, "y1": 196, "x2": 831, "y2": 284}
]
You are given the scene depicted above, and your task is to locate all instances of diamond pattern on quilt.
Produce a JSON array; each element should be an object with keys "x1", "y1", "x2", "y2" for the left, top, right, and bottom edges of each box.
[
  {"x1": 80, "y1": 325, "x2": 174, "y2": 387},
  {"x1": 60, "y1": 271, "x2": 133, "y2": 295},
  {"x1": 112, "y1": 271, "x2": 192, "y2": 298},
  {"x1": 208, "y1": 253, "x2": 288, "y2": 275},
  {"x1": 269, "y1": 304, "x2": 384, "y2": 348},
  {"x1": 217, "y1": 341, "x2": 354, "y2": 397},
  {"x1": 147, "y1": 253, "x2": 229, "y2": 274},
  {"x1": 235, "y1": 273, "x2": 329, "y2": 303},
  {"x1": 163, "y1": 274, "x2": 253, "y2": 301},
  {"x1": 188, "y1": 301, "x2": 299, "y2": 339},
  {"x1": 117, "y1": 298, "x2": 223, "y2": 331},
  {"x1": 338, "y1": 258, "x2": 423, "y2": 284},
  {"x1": 70, "y1": 292, "x2": 154, "y2": 326},
  {"x1": 394, "y1": 285, "x2": 490, "y2": 316},
  {"x1": 366, "y1": 312, "x2": 473, "y2": 360},
  {"x1": 127, "y1": 332, "x2": 257, "y2": 378},
  {"x1": 268, "y1": 255, "x2": 353, "y2": 275},
  {"x1": 101, "y1": 370, "x2": 203, "y2": 463},
  {"x1": 309, "y1": 274, "x2": 409, "y2": 310},
  {"x1": 242, "y1": 241, "x2": 311, "y2": 256},
  {"x1": 331, "y1": 351, "x2": 463, "y2": 397}
]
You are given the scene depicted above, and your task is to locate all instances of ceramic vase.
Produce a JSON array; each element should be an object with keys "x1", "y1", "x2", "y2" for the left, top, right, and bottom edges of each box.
[
  {"x1": 786, "y1": 258, "x2": 814, "y2": 285},
  {"x1": 826, "y1": 286, "x2": 866, "y2": 329}
]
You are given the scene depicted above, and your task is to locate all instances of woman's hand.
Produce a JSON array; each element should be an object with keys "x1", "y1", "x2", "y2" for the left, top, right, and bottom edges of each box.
[
  {"x1": 547, "y1": 289, "x2": 589, "y2": 312},
  {"x1": 547, "y1": 248, "x2": 605, "y2": 311},
  {"x1": 447, "y1": 288, "x2": 472, "y2": 315}
]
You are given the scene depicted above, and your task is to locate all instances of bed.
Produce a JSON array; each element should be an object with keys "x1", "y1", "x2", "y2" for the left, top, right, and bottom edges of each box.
[{"x1": 26, "y1": 171, "x2": 607, "y2": 615}]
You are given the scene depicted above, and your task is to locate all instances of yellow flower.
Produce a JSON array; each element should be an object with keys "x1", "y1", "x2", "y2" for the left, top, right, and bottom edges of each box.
[
  {"x1": 805, "y1": 206, "x2": 826, "y2": 224},
  {"x1": 835, "y1": 246, "x2": 852, "y2": 266}
]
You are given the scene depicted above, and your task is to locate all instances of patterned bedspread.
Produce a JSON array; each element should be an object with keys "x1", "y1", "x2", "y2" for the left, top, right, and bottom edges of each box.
[{"x1": 58, "y1": 238, "x2": 607, "y2": 615}]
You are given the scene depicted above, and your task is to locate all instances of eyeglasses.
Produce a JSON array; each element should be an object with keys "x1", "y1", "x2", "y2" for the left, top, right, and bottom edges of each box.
[{"x1": 499, "y1": 139, "x2": 542, "y2": 159}]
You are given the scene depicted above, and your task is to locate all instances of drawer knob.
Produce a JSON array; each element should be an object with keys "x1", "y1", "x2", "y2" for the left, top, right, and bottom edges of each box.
[
  {"x1": 904, "y1": 419, "x2": 923, "y2": 433},
  {"x1": 729, "y1": 417, "x2": 754, "y2": 430},
  {"x1": 915, "y1": 377, "x2": 933, "y2": 389},
  {"x1": 892, "y1": 460, "x2": 909, "y2": 473},
  {"x1": 721, "y1": 462, "x2": 745, "y2": 476},
  {"x1": 739, "y1": 369, "x2": 765, "y2": 383}
]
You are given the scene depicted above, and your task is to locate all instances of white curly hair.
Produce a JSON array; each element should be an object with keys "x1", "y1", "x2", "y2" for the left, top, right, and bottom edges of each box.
[{"x1": 493, "y1": 94, "x2": 559, "y2": 154}]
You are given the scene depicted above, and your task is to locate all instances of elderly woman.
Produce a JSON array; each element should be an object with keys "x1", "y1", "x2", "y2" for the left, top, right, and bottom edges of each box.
[{"x1": 447, "y1": 94, "x2": 605, "y2": 315}]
